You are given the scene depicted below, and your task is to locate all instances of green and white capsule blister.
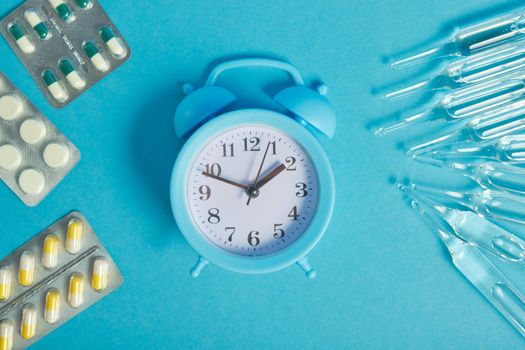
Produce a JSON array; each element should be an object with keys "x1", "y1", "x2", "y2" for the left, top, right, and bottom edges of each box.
[
  {"x1": 8, "y1": 23, "x2": 34, "y2": 54},
  {"x1": 1, "y1": 0, "x2": 131, "y2": 108},
  {"x1": 59, "y1": 59, "x2": 86, "y2": 90},
  {"x1": 42, "y1": 70, "x2": 68, "y2": 102},
  {"x1": 24, "y1": 9, "x2": 50, "y2": 40}
]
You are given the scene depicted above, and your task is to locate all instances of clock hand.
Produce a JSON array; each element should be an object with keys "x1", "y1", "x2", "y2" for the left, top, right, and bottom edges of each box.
[
  {"x1": 247, "y1": 141, "x2": 272, "y2": 206},
  {"x1": 255, "y1": 163, "x2": 286, "y2": 189},
  {"x1": 202, "y1": 172, "x2": 247, "y2": 190}
]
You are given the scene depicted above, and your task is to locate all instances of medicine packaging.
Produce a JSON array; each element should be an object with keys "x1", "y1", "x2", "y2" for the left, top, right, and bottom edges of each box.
[
  {"x1": 0, "y1": 0, "x2": 131, "y2": 108},
  {"x1": 0, "y1": 73, "x2": 80, "y2": 207},
  {"x1": 0, "y1": 211, "x2": 123, "y2": 349}
]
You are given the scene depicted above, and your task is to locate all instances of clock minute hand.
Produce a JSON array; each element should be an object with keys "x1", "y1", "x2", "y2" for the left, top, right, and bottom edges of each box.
[
  {"x1": 202, "y1": 172, "x2": 247, "y2": 190},
  {"x1": 256, "y1": 164, "x2": 286, "y2": 189}
]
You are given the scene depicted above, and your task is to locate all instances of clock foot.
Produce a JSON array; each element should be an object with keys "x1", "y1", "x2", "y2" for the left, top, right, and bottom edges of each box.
[
  {"x1": 296, "y1": 257, "x2": 317, "y2": 279},
  {"x1": 190, "y1": 256, "x2": 209, "y2": 278}
]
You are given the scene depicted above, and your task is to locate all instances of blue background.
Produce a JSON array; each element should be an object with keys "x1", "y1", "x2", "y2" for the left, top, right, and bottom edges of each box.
[{"x1": 1, "y1": 0, "x2": 525, "y2": 348}]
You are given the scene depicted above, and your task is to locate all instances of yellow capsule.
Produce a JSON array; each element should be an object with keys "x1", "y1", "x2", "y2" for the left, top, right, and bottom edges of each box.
[
  {"x1": 44, "y1": 289, "x2": 61, "y2": 324},
  {"x1": 42, "y1": 234, "x2": 59, "y2": 269},
  {"x1": 18, "y1": 251, "x2": 35, "y2": 287},
  {"x1": 0, "y1": 268, "x2": 12, "y2": 302},
  {"x1": 66, "y1": 218, "x2": 83, "y2": 254},
  {"x1": 68, "y1": 273, "x2": 84, "y2": 308},
  {"x1": 92, "y1": 257, "x2": 109, "y2": 292},
  {"x1": 0, "y1": 320, "x2": 13, "y2": 350},
  {"x1": 20, "y1": 304, "x2": 37, "y2": 340}
]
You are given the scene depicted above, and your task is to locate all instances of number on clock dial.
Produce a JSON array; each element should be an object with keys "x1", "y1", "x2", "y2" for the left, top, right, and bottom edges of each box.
[{"x1": 188, "y1": 126, "x2": 319, "y2": 256}]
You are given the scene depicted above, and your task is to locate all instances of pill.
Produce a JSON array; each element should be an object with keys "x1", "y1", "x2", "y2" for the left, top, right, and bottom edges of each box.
[
  {"x1": 8, "y1": 23, "x2": 34, "y2": 54},
  {"x1": 68, "y1": 273, "x2": 84, "y2": 308},
  {"x1": 42, "y1": 234, "x2": 59, "y2": 269},
  {"x1": 24, "y1": 10, "x2": 49, "y2": 40},
  {"x1": 43, "y1": 143, "x2": 70, "y2": 168},
  {"x1": 92, "y1": 257, "x2": 109, "y2": 291},
  {"x1": 75, "y1": 0, "x2": 92, "y2": 9},
  {"x1": 0, "y1": 267, "x2": 12, "y2": 302},
  {"x1": 20, "y1": 118, "x2": 46, "y2": 144},
  {"x1": 18, "y1": 251, "x2": 35, "y2": 287},
  {"x1": 44, "y1": 289, "x2": 61, "y2": 324},
  {"x1": 83, "y1": 42, "x2": 109, "y2": 72},
  {"x1": 0, "y1": 320, "x2": 13, "y2": 350},
  {"x1": 43, "y1": 70, "x2": 67, "y2": 102},
  {"x1": 66, "y1": 218, "x2": 83, "y2": 254},
  {"x1": 20, "y1": 304, "x2": 37, "y2": 340},
  {"x1": 59, "y1": 59, "x2": 86, "y2": 90},
  {"x1": 0, "y1": 95, "x2": 23, "y2": 121},
  {"x1": 18, "y1": 169, "x2": 45, "y2": 195},
  {"x1": 100, "y1": 27, "x2": 126, "y2": 58},
  {"x1": 49, "y1": 0, "x2": 73, "y2": 21},
  {"x1": 0, "y1": 145, "x2": 22, "y2": 171}
]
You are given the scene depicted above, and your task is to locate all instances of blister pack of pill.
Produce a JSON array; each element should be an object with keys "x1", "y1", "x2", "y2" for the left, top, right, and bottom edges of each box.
[
  {"x1": 0, "y1": 0, "x2": 131, "y2": 108},
  {"x1": 0, "y1": 72, "x2": 80, "y2": 207},
  {"x1": 0, "y1": 211, "x2": 123, "y2": 349}
]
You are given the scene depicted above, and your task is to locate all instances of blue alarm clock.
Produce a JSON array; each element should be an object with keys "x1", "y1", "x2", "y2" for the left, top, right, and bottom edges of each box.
[{"x1": 170, "y1": 58, "x2": 335, "y2": 278}]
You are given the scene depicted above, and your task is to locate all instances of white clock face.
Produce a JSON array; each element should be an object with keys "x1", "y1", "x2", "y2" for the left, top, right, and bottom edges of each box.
[{"x1": 187, "y1": 125, "x2": 319, "y2": 256}]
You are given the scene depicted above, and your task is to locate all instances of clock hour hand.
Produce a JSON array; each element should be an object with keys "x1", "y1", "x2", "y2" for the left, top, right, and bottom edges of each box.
[
  {"x1": 255, "y1": 163, "x2": 286, "y2": 189},
  {"x1": 202, "y1": 172, "x2": 247, "y2": 190}
]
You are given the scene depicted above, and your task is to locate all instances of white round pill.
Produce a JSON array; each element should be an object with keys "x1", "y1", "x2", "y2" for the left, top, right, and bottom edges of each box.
[
  {"x1": 18, "y1": 168, "x2": 45, "y2": 195},
  {"x1": 0, "y1": 94, "x2": 23, "y2": 121},
  {"x1": 20, "y1": 118, "x2": 46, "y2": 144},
  {"x1": 0, "y1": 144, "x2": 22, "y2": 170},
  {"x1": 43, "y1": 143, "x2": 70, "y2": 168}
]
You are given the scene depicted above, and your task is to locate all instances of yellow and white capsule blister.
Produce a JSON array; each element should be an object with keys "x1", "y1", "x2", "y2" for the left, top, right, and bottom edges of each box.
[
  {"x1": 0, "y1": 0, "x2": 131, "y2": 108},
  {"x1": 0, "y1": 211, "x2": 123, "y2": 348}
]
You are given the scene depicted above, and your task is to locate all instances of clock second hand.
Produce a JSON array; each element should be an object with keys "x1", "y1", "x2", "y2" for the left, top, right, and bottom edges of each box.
[{"x1": 246, "y1": 141, "x2": 272, "y2": 206}]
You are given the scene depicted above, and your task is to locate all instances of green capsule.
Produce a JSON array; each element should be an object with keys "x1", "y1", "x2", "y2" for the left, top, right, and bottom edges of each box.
[
  {"x1": 83, "y1": 42, "x2": 98, "y2": 59},
  {"x1": 56, "y1": 3, "x2": 72, "y2": 21},
  {"x1": 43, "y1": 70, "x2": 57, "y2": 86},
  {"x1": 24, "y1": 10, "x2": 49, "y2": 40},
  {"x1": 60, "y1": 59, "x2": 86, "y2": 90},
  {"x1": 75, "y1": 0, "x2": 92, "y2": 9},
  {"x1": 100, "y1": 27, "x2": 115, "y2": 43},
  {"x1": 9, "y1": 23, "x2": 24, "y2": 40}
]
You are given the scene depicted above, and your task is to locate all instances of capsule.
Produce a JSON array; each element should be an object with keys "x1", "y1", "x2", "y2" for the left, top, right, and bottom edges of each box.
[
  {"x1": 42, "y1": 234, "x2": 59, "y2": 269},
  {"x1": 44, "y1": 289, "x2": 61, "y2": 324},
  {"x1": 100, "y1": 27, "x2": 126, "y2": 58},
  {"x1": 83, "y1": 42, "x2": 109, "y2": 72},
  {"x1": 24, "y1": 9, "x2": 49, "y2": 40},
  {"x1": 18, "y1": 251, "x2": 35, "y2": 287},
  {"x1": 0, "y1": 320, "x2": 13, "y2": 350},
  {"x1": 92, "y1": 257, "x2": 109, "y2": 291},
  {"x1": 75, "y1": 0, "x2": 92, "y2": 9},
  {"x1": 49, "y1": 0, "x2": 73, "y2": 21},
  {"x1": 68, "y1": 273, "x2": 84, "y2": 308},
  {"x1": 59, "y1": 59, "x2": 85, "y2": 90},
  {"x1": 66, "y1": 218, "x2": 83, "y2": 254},
  {"x1": 8, "y1": 23, "x2": 34, "y2": 54},
  {"x1": 20, "y1": 304, "x2": 37, "y2": 340},
  {"x1": 0, "y1": 268, "x2": 12, "y2": 302},
  {"x1": 43, "y1": 70, "x2": 67, "y2": 102}
]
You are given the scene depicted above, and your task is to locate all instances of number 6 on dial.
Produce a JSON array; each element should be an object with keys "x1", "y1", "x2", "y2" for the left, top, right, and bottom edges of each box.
[{"x1": 171, "y1": 58, "x2": 335, "y2": 278}]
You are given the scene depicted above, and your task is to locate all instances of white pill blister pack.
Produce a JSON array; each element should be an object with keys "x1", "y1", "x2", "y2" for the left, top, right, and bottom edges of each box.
[
  {"x1": 0, "y1": 0, "x2": 131, "y2": 108},
  {"x1": 0, "y1": 72, "x2": 80, "y2": 207},
  {"x1": 0, "y1": 211, "x2": 123, "y2": 349}
]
